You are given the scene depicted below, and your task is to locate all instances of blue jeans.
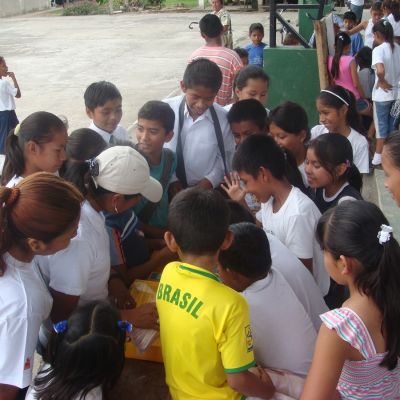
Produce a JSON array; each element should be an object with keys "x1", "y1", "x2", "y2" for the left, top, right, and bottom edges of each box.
[
  {"x1": 374, "y1": 101, "x2": 396, "y2": 139},
  {"x1": 350, "y1": 3, "x2": 364, "y2": 22}
]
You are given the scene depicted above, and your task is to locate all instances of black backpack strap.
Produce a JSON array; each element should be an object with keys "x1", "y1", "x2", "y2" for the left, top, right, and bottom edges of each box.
[
  {"x1": 175, "y1": 97, "x2": 188, "y2": 188},
  {"x1": 137, "y1": 149, "x2": 175, "y2": 224},
  {"x1": 209, "y1": 105, "x2": 228, "y2": 177}
]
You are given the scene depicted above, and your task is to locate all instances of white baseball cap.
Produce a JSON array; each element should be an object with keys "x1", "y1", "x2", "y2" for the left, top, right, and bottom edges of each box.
[{"x1": 92, "y1": 146, "x2": 162, "y2": 203}]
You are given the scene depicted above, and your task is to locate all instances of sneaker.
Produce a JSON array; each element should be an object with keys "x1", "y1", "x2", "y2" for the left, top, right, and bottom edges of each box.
[{"x1": 371, "y1": 153, "x2": 382, "y2": 166}]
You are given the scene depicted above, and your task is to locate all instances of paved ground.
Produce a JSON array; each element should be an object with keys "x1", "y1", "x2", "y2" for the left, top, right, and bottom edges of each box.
[{"x1": 0, "y1": 9, "x2": 276, "y2": 132}]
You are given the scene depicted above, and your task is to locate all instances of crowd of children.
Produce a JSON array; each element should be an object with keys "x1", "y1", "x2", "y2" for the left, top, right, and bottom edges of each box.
[{"x1": 1, "y1": 3, "x2": 400, "y2": 400}]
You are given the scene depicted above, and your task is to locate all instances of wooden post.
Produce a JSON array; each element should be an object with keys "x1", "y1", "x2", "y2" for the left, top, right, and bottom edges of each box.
[
  {"x1": 314, "y1": 19, "x2": 329, "y2": 90},
  {"x1": 109, "y1": 0, "x2": 113, "y2": 13}
]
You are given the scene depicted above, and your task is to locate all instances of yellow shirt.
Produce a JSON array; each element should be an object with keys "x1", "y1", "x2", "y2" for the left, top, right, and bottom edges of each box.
[{"x1": 156, "y1": 261, "x2": 255, "y2": 400}]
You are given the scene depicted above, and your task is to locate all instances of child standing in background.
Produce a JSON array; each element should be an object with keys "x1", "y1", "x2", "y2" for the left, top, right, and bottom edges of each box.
[
  {"x1": 245, "y1": 23, "x2": 267, "y2": 68},
  {"x1": 0, "y1": 57, "x2": 20, "y2": 154},
  {"x1": 84, "y1": 81, "x2": 129, "y2": 144},
  {"x1": 343, "y1": 11, "x2": 364, "y2": 55}
]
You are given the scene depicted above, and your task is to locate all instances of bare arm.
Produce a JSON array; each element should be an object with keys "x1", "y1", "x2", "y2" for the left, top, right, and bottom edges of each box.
[
  {"x1": 348, "y1": 20, "x2": 368, "y2": 35},
  {"x1": 299, "y1": 257, "x2": 313, "y2": 274},
  {"x1": 49, "y1": 289, "x2": 80, "y2": 323},
  {"x1": 7, "y1": 72, "x2": 21, "y2": 98},
  {"x1": 0, "y1": 384, "x2": 19, "y2": 400},
  {"x1": 227, "y1": 370, "x2": 275, "y2": 399},
  {"x1": 350, "y1": 59, "x2": 366, "y2": 98},
  {"x1": 375, "y1": 63, "x2": 392, "y2": 92},
  {"x1": 300, "y1": 324, "x2": 348, "y2": 400}
]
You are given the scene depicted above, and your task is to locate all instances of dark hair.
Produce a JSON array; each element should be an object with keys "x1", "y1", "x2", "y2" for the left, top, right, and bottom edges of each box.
[
  {"x1": 168, "y1": 187, "x2": 230, "y2": 255},
  {"x1": 199, "y1": 14, "x2": 223, "y2": 38},
  {"x1": 84, "y1": 81, "x2": 122, "y2": 111},
  {"x1": 0, "y1": 56, "x2": 4, "y2": 64},
  {"x1": 183, "y1": 58, "x2": 222, "y2": 93},
  {"x1": 331, "y1": 32, "x2": 351, "y2": 80},
  {"x1": 60, "y1": 129, "x2": 108, "y2": 194},
  {"x1": 234, "y1": 47, "x2": 249, "y2": 59},
  {"x1": 34, "y1": 301, "x2": 125, "y2": 400},
  {"x1": 268, "y1": 101, "x2": 310, "y2": 142},
  {"x1": 227, "y1": 99, "x2": 267, "y2": 129},
  {"x1": 137, "y1": 100, "x2": 175, "y2": 133},
  {"x1": 383, "y1": 0, "x2": 400, "y2": 21},
  {"x1": 343, "y1": 11, "x2": 357, "y2": 21},
  {"x1": 316, "y1": 200, "x2": 400, "y2": 370},
  {"x1": 0, "y1": 172, "x2": 83, "y2": 276},
  {"x1": 371, "y1": 1, "x2": 383, "y2": 11},
  {"x1": 249, "y1": 22, "x2": 264, "y2": 35},
  {"x1": 226, "y1": 199, "x2": 255, "y2": 224},
  {"x1": 308, "y1": 133, "x2": 362, "y2": 192},
  {"x1": 219, "y1": 222, "x2": 271, "y2": 279},
  {"x1": 384, "y1": 130, "x2": 400, "y2": 168},
  {"x1": 233, "y1": 133, "x2": 307, "y2": 191},
  {"x1": 2, "y1": 112, "x2": 66, "y2": 185},
  {"x1": 234, "y1": 65, "x2": 270, "y2": 92},
  {"x1": 373, "y1": 19, "x2": 395, "y2": 49},
  {"x1": 317, "y1": 85, "x2": 364, "y2": 134},
  {"x1": 355, "y1": 46, "x2": 372, "y2": 69}
]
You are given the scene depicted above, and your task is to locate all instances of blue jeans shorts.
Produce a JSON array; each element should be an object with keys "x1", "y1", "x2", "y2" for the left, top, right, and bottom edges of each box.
[{"x1": 373, "y1": 101, "x2": 396, "y2": 139}]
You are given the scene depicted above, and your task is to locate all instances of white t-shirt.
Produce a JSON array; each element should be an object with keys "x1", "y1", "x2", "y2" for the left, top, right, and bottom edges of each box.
[
  {"x1": 242, "y1": 270, "x2": 317, "y2": 377},
  {"x1": 26, "y1": 365, "x2": 103, "y2": 400},
  {"x1": 388, "y1": 14, "x2": 400, "y2": 37},
  {"x1": 163, "y1": 95, "x2": 235, "y2": 188},
  {"x1": 298, "y1": 161, "x2": 308, "y2": 187},
  {"x1": 267, "y1": 233, "x2": 328, "y2": 331},
  {"x1": 372, "y1": 42, "x2": 400, "y2": 102},
  {"x1": 311, "y1": 126, "x2": 369, "y2": 173},
  {"x1": 5, "y1": 175, "x2": 23, "y2": 188},
  {"x1": 364, "y1": 19, "x2": 374, "y2": 49},
  {"x1": 257, "y1": 186, "x2": 330, "y2": 296},
  {"x1": 89, "y1": 121, "x2": 129, "y2": 144},
  {"x1": 0, "y1": 78, "x2": 17, "y2": 111},
  {"x1": 350, "y1": 0, "x2": 363, "y2": 6},
  {"x1": 37, "y1": 201, "x2": 110, "y2": 304},
  {"x1": 0, "y1": 253, "x2": 52, "y2": 388}
]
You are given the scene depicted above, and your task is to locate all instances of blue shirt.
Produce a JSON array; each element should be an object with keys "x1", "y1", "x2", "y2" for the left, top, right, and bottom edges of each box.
[
  {"x1": 245, "y1": 42, "x2": 267, "y2": 67},
  {"x1": 350, "y1": 33, "x2": 363, "y2": 56}
]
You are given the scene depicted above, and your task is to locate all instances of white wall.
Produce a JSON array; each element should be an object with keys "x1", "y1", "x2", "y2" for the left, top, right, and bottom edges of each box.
[{"x1": 0, "y1": 0, "x2": 50, "y2": 17}]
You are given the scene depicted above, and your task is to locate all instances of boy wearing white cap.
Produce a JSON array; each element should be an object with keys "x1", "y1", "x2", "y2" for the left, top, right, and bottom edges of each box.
[{"x1": 37, "y1": 146, "x2": 161, "y2": 348}]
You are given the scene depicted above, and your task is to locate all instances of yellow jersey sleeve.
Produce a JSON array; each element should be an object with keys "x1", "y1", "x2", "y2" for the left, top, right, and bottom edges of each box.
[{"x1": 218, "y1": 295, "x2": 256, "y2": 373}]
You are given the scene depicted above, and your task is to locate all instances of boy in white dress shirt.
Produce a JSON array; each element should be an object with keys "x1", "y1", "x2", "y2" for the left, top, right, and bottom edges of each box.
[
  {"x1": 164, "y1": 59, "x2": 235, "y2": 195},
  {"x1": 84, "y1": 81, "x2": 129, "y2": 143}
]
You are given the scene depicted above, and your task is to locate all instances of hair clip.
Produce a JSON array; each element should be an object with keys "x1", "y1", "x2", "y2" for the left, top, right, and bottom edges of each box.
[
  {"x1": 14, "y1": 124, "x2": 21, "y2": 136},
  {"x1": 86, "y1": 158, "x2": 99, "y2": 177},
  {"x1": 53, "y1": 320, "x2": 68, "y2": 334},
  {"x1": 5, "y1": 187, "x2": 20, "y2": 206},
  {"x1": 117, "y1": 320, "x2": 133, "y2": 333},
  {"x1": 377, "y1": 224, "x2": 393, "y2": 244}
]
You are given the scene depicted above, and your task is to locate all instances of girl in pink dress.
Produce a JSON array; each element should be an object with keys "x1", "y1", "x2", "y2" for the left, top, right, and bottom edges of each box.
[{"x1": 301, "y1": 200, "x2": 400, "y2": 399}]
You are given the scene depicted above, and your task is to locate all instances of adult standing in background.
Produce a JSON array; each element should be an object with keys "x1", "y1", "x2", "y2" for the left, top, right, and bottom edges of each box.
[{"x1": 212, "y1": 0, "x2": 233, "y2": 48}]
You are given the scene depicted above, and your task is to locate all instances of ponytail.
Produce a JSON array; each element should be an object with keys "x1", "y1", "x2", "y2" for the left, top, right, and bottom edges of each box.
[
  {"x1": 373, "y1": 19, "x2": 395, "y2": 49},
  {"x1": 282, "y1": 148, "x2": 308, "y2": 194},
  {"x1": 347, "y1": 164, "x2": 363, "y2": 192},
  {"x1": 2, "y1": 112, "x2": 66, "y2": 185},
  {"x1": 317, "y1": 200, "x2": 400, "y2": 370},
  {"x1": 331, "y1": 32, "x2": 351, "y2": 80}
]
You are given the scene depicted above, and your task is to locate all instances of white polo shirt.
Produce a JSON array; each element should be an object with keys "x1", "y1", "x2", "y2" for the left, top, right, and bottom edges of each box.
[
  {"x1": 88, "y1": 121, "x2": 129, "y2": 144},
  {"x1": 258, "y1": 186, "x2": 330, "y2": 296},
  {"x1": 267, "y1": 233, "x2": 328, "y2": 331},
  {"x1": 5, "y1": 175, "x2": 23, "y2": 188},
  {"x1": 242, "y1": 269, "x2": 317, "y2": 377},
  {"x1": 38, "y1": 201, "x2": 110, "y2": 305},
  {"x1": 0, "y1": 253, "x2": 52, "y2": 388},
  {"x1": 310, "y1": 126, "x2": 369, "y2": 174},
  {"x1": 0, "y1": 78, "x2": 17, "y2": 111},
  {"x1": 163, "y1": 95, "x2": 235, "y2": 187}
]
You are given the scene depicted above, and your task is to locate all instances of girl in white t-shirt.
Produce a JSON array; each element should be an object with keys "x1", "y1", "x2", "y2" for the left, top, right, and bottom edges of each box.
[
  {"x1": 0, "y1": 173, "x2": 82, "y2": 400},
  {"x1": 383, "y1": 0, "x2": 400, "y2": 43},
  {"x1": 27, "y1": 301, "x2": 128, "y2": 400},
  {"x1": 0, "y1": 56, "x2": 20, "y2": 154},
  {"x1": 371, "y1": 19, "x2": 400, "y2": 166},
  {"x1": 232, "y1": 133, "x2": 330, "y2": 296},
  {"x1": 311, "y1": 85, "x2": 370, "y2": 174},
  {"x1": 268, "y1": 101, "x2": 310, "y2": 187},
  {"x1": 1, "y1": 111, "x2": 67, "y2": 187}
]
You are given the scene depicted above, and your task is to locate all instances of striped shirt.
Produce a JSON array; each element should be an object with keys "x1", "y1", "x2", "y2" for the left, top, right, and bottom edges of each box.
[
  {"x1": 189, "y1": 45, "x2": 243, "y2": 106},
  {"x1": 321, "y1": 308, "x2": 400, "y2": 399}
]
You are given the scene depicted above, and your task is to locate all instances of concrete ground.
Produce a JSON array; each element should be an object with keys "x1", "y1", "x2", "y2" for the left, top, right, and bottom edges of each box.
[{"x1": 0, "y1": 9, "x2": 278, "y2": 132}]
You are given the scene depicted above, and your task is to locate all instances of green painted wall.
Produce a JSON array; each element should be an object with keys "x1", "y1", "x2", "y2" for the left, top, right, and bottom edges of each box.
[{"x1": 264, "y1": 47, "x2": 320, "y2": 126}]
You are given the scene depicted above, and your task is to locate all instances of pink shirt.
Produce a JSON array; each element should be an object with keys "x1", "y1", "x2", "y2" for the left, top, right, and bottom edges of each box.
[
  {"x1": 189, "y1": 45, "x2": 243, "y2": 106},
  {"x1": 328, "y1": 55, "x2": 361, "y2": 99}
]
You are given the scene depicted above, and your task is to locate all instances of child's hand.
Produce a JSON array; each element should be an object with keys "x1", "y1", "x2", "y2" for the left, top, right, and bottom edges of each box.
[
  {"x1": 109, "y1": 278, "x2": 136, "y2": 309},
  {"x1": 377, "y1": 78, "x2": 393, "y2": 92},
  {"x1": 7, "y1": 72, "x2": 16, "y2": 79},
  {"x1": 221, "y1": 172, "x2": 246, "y2": 202},
  {"x1": 123, "y1": 302, "x2": 159, "y2": 330}
]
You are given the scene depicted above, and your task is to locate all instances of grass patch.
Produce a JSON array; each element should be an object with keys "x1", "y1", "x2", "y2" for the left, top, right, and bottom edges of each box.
[
  {"x1": 164, "y1": 0, "x2": 197, "y2": 6},
  {"x1": 63, "y1": 1, "x2": 109, "y2": 15}
]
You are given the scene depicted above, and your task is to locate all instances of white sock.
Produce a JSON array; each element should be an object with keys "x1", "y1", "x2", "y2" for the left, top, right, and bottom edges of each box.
[{"x1": 372, "y1": 153, "x2": 382, "y2": 166}]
